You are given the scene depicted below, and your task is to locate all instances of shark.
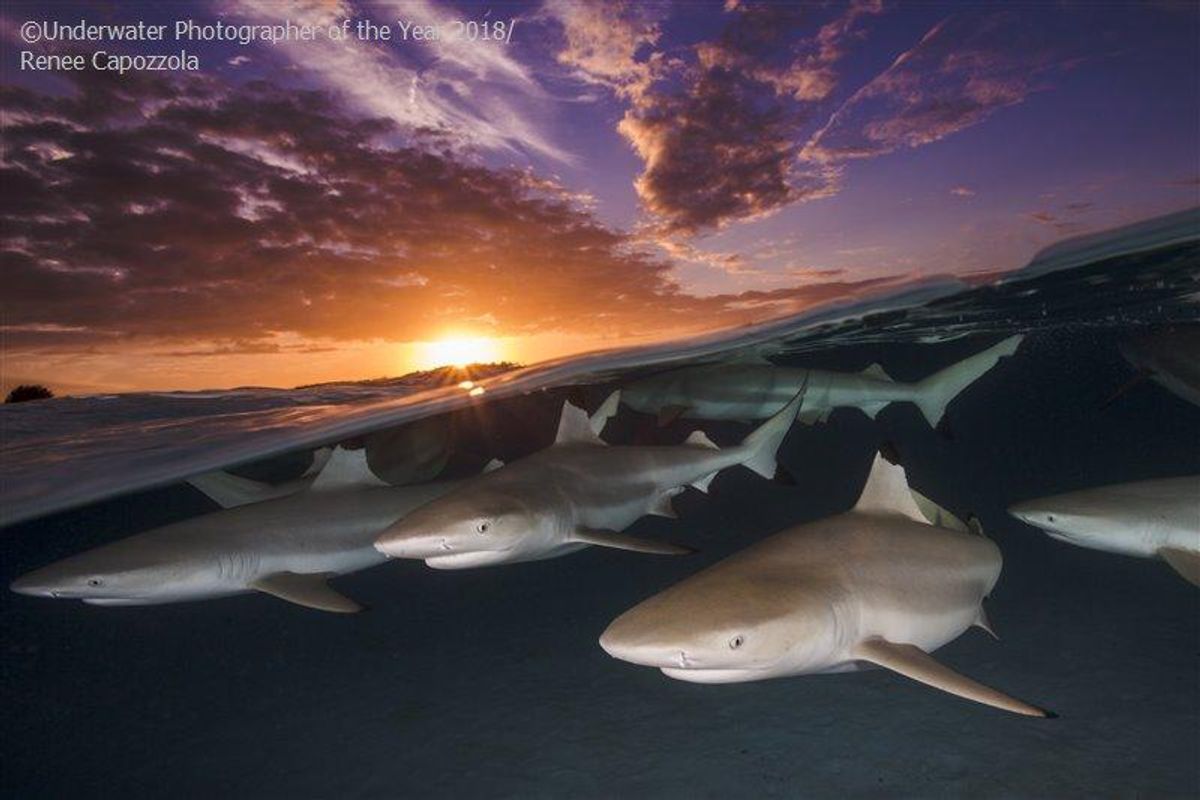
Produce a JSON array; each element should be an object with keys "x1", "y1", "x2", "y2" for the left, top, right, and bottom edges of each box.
[
  {"x1": 1112, "y1": 326, "x2": 1200, "y2": 409},
  {"x1": 600, "y1": 452, "x2": 1051, "y2": 717},
  {"x1": 621, "y1": 335, "x2": 1023, "y2": 427},
  {"x1": 373, "y1": 387, "x2": 806, "y2": 569},
  {"x1": 1009, "y1": 476, "x2": 1200, "y2": 586},
  {"x1": 9, "y1": 447, "x2": 467, "y2": 613}
]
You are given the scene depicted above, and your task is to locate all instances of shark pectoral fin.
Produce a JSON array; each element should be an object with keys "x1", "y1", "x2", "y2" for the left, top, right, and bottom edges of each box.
[
  {"x1": 186, "y1": 471, "x2": 277, "y2": 509},
  {"x1": 691, "y1": 471, "x2": 718, "y2": 493},
  {"x1": 570, "y1": 527, "x2": 694, "y2": 556},
  {"x1": 1159, "y1": 548, "x2": 1200, "y2": 586},
  {"x1": 657, "y1": 405, "x2": 690, "y2": 427},
  {"x1": 852, "y1": 638, "x2": 1048, "y2": 718},
  {"x1": 483, "y1": 458, "x2": 505, "y2": 473},
  {"x1": 251, "y1": 572, "x2": 363, "y2": 614}
]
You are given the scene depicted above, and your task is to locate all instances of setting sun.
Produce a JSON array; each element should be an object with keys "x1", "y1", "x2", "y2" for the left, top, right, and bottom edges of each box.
[{"x1": 417, "y1": 336, "x2": 504, "y2": 369}]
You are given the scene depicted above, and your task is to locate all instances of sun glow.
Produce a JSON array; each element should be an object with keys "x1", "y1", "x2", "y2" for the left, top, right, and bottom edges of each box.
[{"x1": 417, "y1": 336, "x2": 504, "y2": 369}]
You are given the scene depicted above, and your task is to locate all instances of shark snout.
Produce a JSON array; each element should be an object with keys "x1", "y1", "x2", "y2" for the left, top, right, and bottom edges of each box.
[
  {"x1": 374, "y1": 528, "x2": 455, "y2": 560},
  {"x1": 1007, "y1": 501, "x2": 1059, "y2": 531},
  {"x1": 10, "y1": 572, "x2": 62, "y2": 598},
  {"x1": 599, "y1": 619, "x2": 693, "y2": 669}
]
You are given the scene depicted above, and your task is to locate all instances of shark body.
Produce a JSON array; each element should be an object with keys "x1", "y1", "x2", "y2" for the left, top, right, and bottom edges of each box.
[
  {"x1": 374, "y1": 388, "x2": 805, "y2": 569},
  {"x1": 11, "y1": 447, "x2": 462, "y2": 612},
  {"x1": 621, "y1": 335, "x2": 1022, "y2": 427},
  {"x1": 1009, "y1": 476, "x2": 1200, "y2": 586},
  {"x1": 600, "y1": 452, "x2": 1050, "y2": 717}
]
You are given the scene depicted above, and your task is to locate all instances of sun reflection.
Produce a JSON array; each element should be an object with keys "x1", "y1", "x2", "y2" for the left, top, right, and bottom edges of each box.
[{"x1": 417, "y1": 336, "x2": 503, "y2": 369}]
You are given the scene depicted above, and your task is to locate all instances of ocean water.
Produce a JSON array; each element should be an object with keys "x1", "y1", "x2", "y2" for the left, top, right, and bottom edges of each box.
[{"x1": 2, "y1": 212, "x2": 1198, "y2": 798}]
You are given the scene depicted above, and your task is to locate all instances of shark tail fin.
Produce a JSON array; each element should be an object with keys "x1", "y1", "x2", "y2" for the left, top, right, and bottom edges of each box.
[
  {"x1": 738, "y1": 374, "x2": 808, "y2": 479},
  {"x1": 913, "y1": 335, "x2": 1023, "y2": 427}
]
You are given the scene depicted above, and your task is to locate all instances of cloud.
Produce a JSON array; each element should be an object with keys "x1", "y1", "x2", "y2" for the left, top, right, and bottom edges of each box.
[
  {"x1": 804, "y1": 12, "x2": 1076, "y2": 163},
  {"x1": 542, "y1": 0, "x2": 665, "y2": 100},
  {"x1": 1025, "y1": 200, "x2": 1097, "y2": 232},
  {"x1": 225, "y1": 0, "x2": 571, "y2": 162},
  {"x1": 0, "y1": 69, "x2": 907, "y2": 359},
  {"x1": 950, "y1": 186, "x2": 975, "y2": 197},
  {"x1": 547, "y1": 1, "x2": 879, "y2": 235}
]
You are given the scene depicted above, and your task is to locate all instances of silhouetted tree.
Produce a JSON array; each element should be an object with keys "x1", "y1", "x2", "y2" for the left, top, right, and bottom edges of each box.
[{"x1": 5, "y1": 385, "x2": 54, "y2": 403}]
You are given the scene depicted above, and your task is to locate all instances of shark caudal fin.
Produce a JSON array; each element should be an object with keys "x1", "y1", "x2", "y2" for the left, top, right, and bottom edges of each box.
[
  {"x1": 913, "y1": 335, "x2": 1023, "y2": 427},
  {"x1": 738, "y1": 374, "x2": 808, "y2": 479}
]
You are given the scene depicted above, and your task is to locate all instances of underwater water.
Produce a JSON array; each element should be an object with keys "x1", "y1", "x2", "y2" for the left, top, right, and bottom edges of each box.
[{"x1": 2, "y1": 214, "x2": 1198, "y2": 798}]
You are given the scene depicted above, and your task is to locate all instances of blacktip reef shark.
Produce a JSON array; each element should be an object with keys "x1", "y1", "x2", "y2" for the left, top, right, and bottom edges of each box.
[
  {"x1": 9, "y1": 447, "x2": 466, "y2": 613},
  {"x1": 1009, "y1": 476, "x2": 1200, "y2": 586},
  {"x1": 374, "y1": 385, "x2": 807, "y2": 569},
  {"x1": 1109, "y1": 325, "x2": 1200, "y2": 409},
  {"x1": 621, "y1": 335, "x2": 1023, "y2": 427},
  {"x1": 600, "y1": 451, "x2": 1051, "y2": 718},
  {"x1": 10, "y1": 400, "x2": 619, "y2": 612}
]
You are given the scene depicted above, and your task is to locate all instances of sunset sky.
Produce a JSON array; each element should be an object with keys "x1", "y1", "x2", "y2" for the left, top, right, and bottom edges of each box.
[{"x1": 2, "y1": 1, "x2": 1197, "y2": 392}]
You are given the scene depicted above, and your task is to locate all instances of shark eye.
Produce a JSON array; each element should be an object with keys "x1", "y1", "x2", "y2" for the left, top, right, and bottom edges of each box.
[
  {"x1": 476, "y1": 521, "x2": 490, "y2": 535},
  {"x1": 729, "y1": 635, "x2": 744, "y2": 650},
  {"x1": 1046, "y1": 514, "x2": 1056, "y2": 523},
  {"x1": 87, "y1": 578, "x2": 103, "y2": 587}
]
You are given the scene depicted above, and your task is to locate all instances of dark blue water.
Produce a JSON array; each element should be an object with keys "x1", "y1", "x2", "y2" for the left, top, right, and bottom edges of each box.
[{"x1": 3, "y1": 325, "x2": 1198, "y2": 798}]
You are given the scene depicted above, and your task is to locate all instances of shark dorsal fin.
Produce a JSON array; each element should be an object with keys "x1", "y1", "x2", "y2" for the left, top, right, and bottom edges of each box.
[
  {"x1": 555, "y1": 401, "x2": 603, "y2": 446},
  {"x1": 589, "y1": 390, "x2": 621, "y2": 436},
  {"x1": 309, "y1": 446, "x2": 389, "y2": 491},
  {"x1": 860, "y1": 363, "x2": 893, "y2": 381},
  {"x1": 852, "y1": 453, "x2": 926, "y2": 523},
  {"x1": 483, "y1": 458, "x2": 505, "y2": 473},
  {"x1": 684, "y1": 430, "x2": 719, "y2": 450}
]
